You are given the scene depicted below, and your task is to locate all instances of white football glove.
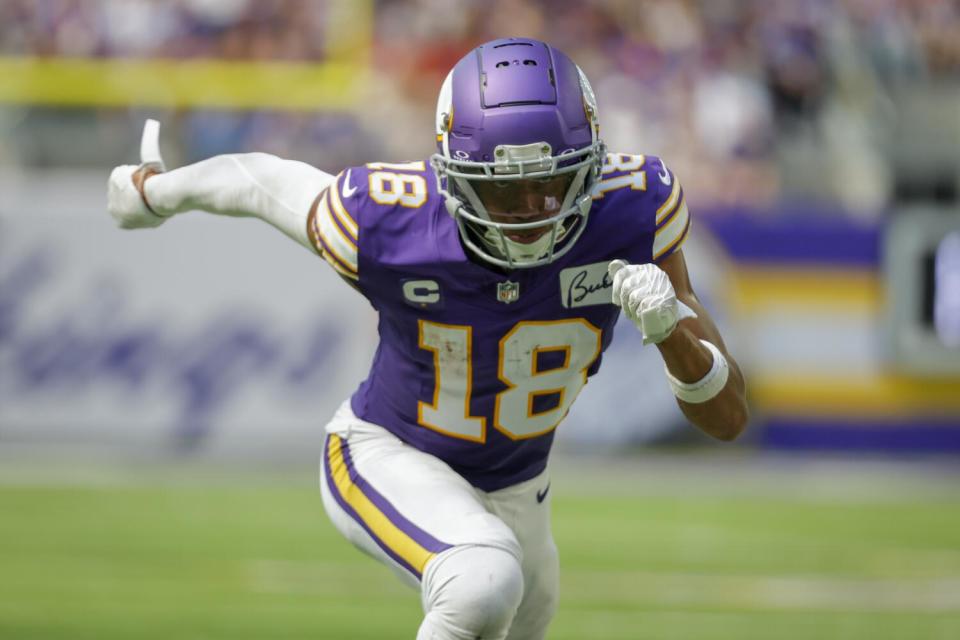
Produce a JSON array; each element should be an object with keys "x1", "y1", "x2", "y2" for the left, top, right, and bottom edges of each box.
[
  {"x1": 107, "y1": 119, "x2": 168, "y2": 229},
  {"x1": 608, "y1": 259, "x2": 698, "y2": 345}
]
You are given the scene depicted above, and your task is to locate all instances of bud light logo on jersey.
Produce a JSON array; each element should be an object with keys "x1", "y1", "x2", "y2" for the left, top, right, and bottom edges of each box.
[
  {"x1": 497, "y1": 281, "x2": 520, "y2": 304},
  {"x1": 559, "y1": 261, "x2": 614, "y2": 308}
]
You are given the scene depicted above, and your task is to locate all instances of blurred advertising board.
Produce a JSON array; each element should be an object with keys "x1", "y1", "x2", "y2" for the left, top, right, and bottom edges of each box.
[
  {"x1": 2, "y1": 170, "x2": 958, "y2": 457},
  {"x1": 0, "y1": 169, "x2": 377, "y2": 458},
  {"x1": 704, "y1": 209, "x2": 960, "y2": 453}
]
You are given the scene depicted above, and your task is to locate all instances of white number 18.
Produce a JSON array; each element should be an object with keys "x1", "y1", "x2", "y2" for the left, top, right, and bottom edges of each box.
[{"x1": 417, "y1": 319, "x2": 602, "y2": 441}]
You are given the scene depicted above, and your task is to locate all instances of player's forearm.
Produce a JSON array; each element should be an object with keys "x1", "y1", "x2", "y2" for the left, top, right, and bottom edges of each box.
[
  {"x1": 143, "y1": 153, "x2": 333, "y2": 249},
  {"x1": 656, "y1": 324, "x2": 749, "y2": 441}
]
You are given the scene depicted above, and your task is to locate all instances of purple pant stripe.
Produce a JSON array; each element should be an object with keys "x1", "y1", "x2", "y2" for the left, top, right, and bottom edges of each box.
[
  {"x1": 338, "y1": 437, "x2": 452, "y2": 555},
  {"x1": 323, "y1": 435, "x2": 421, "y2": 578}
]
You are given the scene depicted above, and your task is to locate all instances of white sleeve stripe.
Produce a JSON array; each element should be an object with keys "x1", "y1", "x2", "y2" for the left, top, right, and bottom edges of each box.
[
  {"x1": 654, "y1": 216, "x2": 690, "y2": 262},
  {"x1": 655, "y1": 177, "x2": 682, "y2": 223},
  {"x1": 653, "y1": 200, "x2": 689, "y2": 259},
  {"x1": 320, "y1": 250, "x2": 359, "y2": 281},
  {"x1": 315, "y1": 192, "x2": 358, "y2": 273},
  {"x1": 322, "y1": 190, "x2": 358, "y2": 253},
  {"x1": 656, "y1": 194, "x2": 684, "y2": 232},
  {"x1": 328, "y1": 172, "x2": 359, "y2": 239}
]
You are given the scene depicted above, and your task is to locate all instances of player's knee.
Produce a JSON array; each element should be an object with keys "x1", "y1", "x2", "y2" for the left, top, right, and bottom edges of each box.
[
  {"x1": 421, "y1": 545, "x2": 524, "y2": 639},
  {"x1": 506, "y1": 543, "x2": 559, "y2": 640},
  {"x1": 515, "y1": 574, "x2": 559, "y2": 639},
  {"x1": 529, "y1": 568, "x2": 560, "y2": 623}
]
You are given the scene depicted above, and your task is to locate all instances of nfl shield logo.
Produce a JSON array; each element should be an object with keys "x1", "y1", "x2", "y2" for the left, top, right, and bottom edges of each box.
[{"x1": 497, "y1": 281, "x2": 520, "y2": 304}]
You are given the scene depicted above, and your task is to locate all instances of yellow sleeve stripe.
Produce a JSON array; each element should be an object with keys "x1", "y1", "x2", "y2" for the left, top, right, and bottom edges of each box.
[
  {"x1": 314, "y1": 191, "x2": 358, "y2": 274},
  {"x1": 315, "y1": 233, "x2": 359, "y2": 281},
  {"x1": 655, "y1": 192, "x2": 684, "y2": 232},
  {"x1": 655, "y1": 177, "x2": 682, "y2": 224},
  {"x1": 328, "y1": 171, "x2": 359, "y2": 240},
  {"x1": 321, "y1": 251, "x2": 359, "y2": 281},
  {"x1": 308, "y1": 190, "x2": 354, "y2": 280},
  {"x1": 326, "y1": 435, "x2": 438, "y2": 577},
  {"x1": 653, "y1": 200, "x2": 690, "y2": 260},
  {"x1": 323, "y1": 253, "x2": 360, "y2": 282},
  {"x1": 322, "y1": 189, "x2": 358, "y2": 253}
]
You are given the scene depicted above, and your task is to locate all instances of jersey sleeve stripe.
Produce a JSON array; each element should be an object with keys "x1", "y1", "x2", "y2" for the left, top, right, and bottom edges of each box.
[
  {"x1": 322, "y1": 189, "x2": 358, "y2": 253},
  {"x1": 655, "y1": 177, "x2": 682, "y2": 224},
  {"x1": 324, "y1": 434, "x2": 451, "y2": 579},
  {"x1": 655, "y1": 187, "x2": 685, "y2": 231},
  {"x1": 328, "y1": 172, "x2": 359, "y2": 239},
  {"x1": 313, "y1": 223, "x2": 359, "y2": 280},
  {"x1": 312, "y1": 208, "x2": 359, "y2": 280},
  {"x1": 321, "y1": 245, "x2": 360, "y2": 280},
  {"x1": 653, "y1": 203, "x2": 691, "y2": 261},
  {"x1": 314, "y1": 190, "x2": 358, "y2": 275}
]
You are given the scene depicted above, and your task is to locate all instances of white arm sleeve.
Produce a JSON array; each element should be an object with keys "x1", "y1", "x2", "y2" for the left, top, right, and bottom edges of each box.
[{"x1": 143, "y1": 152, "x2": 334, "y2": 251}]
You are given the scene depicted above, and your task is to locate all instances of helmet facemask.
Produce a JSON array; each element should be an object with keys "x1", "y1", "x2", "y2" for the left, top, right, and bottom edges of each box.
[{"x1": 433, "y1": 140, "x2": 604, "y2": 270}]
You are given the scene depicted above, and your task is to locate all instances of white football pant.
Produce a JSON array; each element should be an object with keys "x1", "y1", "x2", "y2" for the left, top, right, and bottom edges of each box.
[{"x1": 319, "y1": 401, "x2": 559, "y2": 640}]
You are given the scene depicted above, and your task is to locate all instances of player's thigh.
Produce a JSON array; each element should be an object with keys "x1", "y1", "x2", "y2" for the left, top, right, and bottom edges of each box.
[
  {"x1": 319, "y1": 401, "x2": 521, "y2": 587},
  {"x1": 483, "y1": 471, "x2": 560, "y2": 640}
]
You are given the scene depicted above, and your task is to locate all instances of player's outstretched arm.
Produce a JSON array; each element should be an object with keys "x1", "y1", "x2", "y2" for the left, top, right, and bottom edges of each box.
[
  {"x1": 609, "y1": 252, "x2": 749, "y2": 441},
  {"x1": 107, "y1": 120, "x2": 334, "y2": 251}
]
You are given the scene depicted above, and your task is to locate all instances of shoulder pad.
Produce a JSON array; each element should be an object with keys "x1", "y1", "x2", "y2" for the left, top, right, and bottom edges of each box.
[
  {"x1": 646, "y1": 156, "x2": 690, "y2": 262},
  {"x1": 593, "y1": 152, "x2": 690, "y2": 262}
]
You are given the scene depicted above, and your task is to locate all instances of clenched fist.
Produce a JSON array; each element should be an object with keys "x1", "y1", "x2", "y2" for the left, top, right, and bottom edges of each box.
[{"x1": 608, "y1": 259, "x2": 697, "y2": 345}]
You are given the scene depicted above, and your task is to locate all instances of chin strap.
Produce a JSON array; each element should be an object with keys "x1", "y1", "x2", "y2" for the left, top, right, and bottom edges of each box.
[{"x1": 444, "y1": 194, "x2": 460, "y2": 218}]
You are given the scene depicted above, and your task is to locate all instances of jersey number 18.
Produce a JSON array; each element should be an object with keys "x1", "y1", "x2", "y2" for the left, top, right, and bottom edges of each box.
[{"x1": 417, "y1": 319, "x2": 602, "y2": 442}]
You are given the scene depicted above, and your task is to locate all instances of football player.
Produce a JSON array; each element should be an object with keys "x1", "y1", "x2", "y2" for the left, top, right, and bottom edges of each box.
[{"x1": 108, "y1": 38, "x2": 748, "y2": 640}]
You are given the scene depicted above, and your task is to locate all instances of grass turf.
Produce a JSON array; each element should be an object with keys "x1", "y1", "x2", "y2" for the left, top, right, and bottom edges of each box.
[{"x1": 0, "y1": 469, "x2": 958, "y2": 639}]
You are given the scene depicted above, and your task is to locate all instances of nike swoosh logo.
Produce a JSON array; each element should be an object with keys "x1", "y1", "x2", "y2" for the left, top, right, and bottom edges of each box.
[
  {"x1": 658, "y1": 161, "x2": 671, "y2": 186},
  {"x1": 536, "y1": 483, "x2": 551, "y2": 504},
  {"x1": 341, "y1": 169, "x2": 358, "y2": 198}
]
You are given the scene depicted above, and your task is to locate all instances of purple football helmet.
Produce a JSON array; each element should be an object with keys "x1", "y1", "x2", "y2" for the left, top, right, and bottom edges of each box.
[{"x1": 431, "y1": 38, "x2": 605, "y2": 269}]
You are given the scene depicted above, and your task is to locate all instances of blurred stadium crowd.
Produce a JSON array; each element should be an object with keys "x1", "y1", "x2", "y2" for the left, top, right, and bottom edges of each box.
[{"x1": 1, "y1": 0, "x2": 959, "y2": 214}]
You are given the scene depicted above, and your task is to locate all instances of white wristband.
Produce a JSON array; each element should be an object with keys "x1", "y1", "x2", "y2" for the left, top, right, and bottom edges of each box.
[{"x1": 665, "y1": 339, "x2": 729, "y2": 404}]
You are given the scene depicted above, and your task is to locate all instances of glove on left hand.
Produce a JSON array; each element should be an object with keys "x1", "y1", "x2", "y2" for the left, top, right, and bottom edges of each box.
[{"x1": 608, "y1": 259, "x2": 698, "y2": 344}]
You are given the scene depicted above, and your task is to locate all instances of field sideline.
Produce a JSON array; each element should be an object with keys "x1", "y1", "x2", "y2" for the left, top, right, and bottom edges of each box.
[{"x1": 0, "y1": 453, "x2": 958, "y2": 639}]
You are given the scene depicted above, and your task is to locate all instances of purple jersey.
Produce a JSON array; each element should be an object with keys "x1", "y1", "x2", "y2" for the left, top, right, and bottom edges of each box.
[{"x1": 308, "y1": 154, "x2": 690, "y2": 491}]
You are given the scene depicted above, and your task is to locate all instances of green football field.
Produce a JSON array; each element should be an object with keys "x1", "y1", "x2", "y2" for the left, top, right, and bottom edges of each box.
[{"x1": 1, "y1": 455, "x2": 958, "y2": 639}]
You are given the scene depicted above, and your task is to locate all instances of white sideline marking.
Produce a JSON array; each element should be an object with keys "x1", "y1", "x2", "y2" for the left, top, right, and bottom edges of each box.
[
  {"x1": 245, "y1": 560, "x2": 960, "y2": 612},
  {"x1": 567, "y1": 569, "x2": 960, "y2": 612}
]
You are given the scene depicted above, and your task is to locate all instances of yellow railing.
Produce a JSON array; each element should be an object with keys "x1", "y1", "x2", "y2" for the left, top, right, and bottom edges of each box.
[
  {"x1": 0, "y1": 57, "x2": 366, "y2": 111},
  {"x1": 0, "y1": 0, "x2": 372, "y2": 111}
]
